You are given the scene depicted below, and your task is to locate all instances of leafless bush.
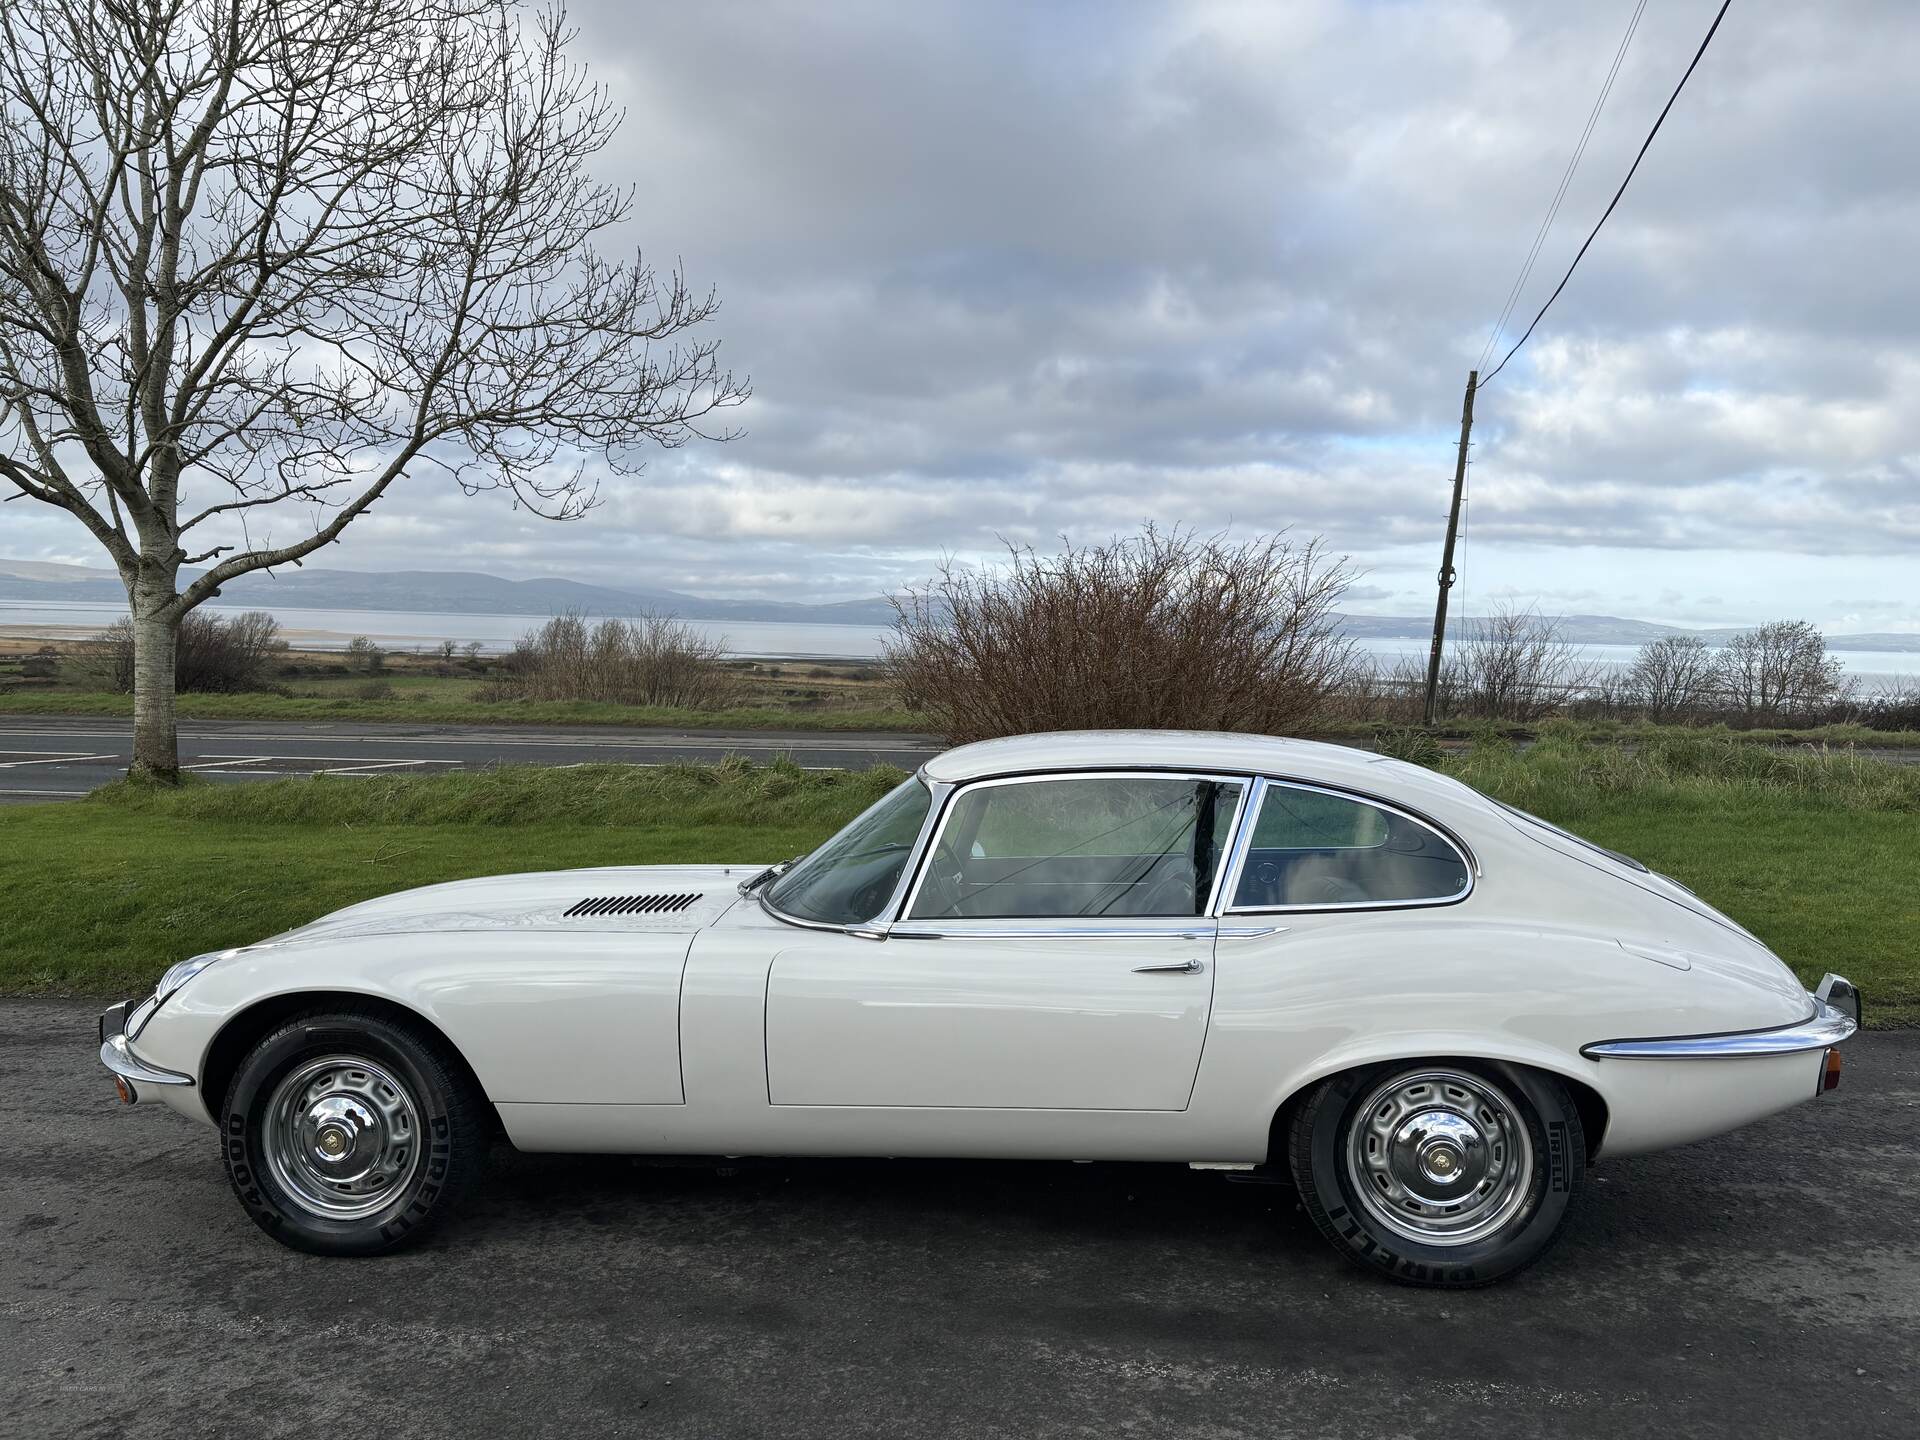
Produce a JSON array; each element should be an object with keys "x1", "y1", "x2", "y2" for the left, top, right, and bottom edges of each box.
[
  {"x1": 1714, "y1": 621, "x2": 1846, "y2": 723},
  {"x1": 1626, "y1": 634, "x2": 1718, "y2": 721},
  {"x1": 1440, "y1": 605, "x2": 1596, "y2": 722},
  {"x1": 500, "y1": 612, "x2": 736, "y2": 708},
  {"x1": 1860, "y1": 676, "x2": 1920, "y2": 731},
  {"x1": 90, "y1": 611, "x2": 285, "y2": 693},
  {"x1": 884, "y1": 527, "x2": 1357, "y2": 744}
]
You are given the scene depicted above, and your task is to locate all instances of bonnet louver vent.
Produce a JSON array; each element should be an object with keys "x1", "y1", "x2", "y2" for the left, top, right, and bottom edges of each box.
[{"x1": 562, "y1": 893, "x2": 704, "y2": 918}]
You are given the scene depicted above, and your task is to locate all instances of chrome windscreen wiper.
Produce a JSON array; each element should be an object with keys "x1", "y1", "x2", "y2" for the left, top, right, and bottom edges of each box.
[{"x1": 737, "y1": 855, "x2": 805, "y2": 895}]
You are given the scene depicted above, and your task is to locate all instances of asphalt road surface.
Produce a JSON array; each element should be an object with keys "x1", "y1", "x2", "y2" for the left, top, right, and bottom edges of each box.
[
  {"x1": 3, "y1": 999, "x2": 1914, "y2": 1439},
  {"x1": 0, "y1": 715, "x2": 941, "y2": 801}
]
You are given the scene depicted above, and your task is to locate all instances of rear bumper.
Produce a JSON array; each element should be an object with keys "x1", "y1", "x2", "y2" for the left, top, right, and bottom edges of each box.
[
  {"x1": 1580, "y1": 973, "x2": 1861, "y2": 1060},
  {"x1": 98, "y1": 999, "x2": 195, "y2": 1101}
]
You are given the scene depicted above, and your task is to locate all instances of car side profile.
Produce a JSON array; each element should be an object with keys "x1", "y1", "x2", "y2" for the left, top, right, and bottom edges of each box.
[{"x1": 99, "y1": 730, "x2": 1860, "y2": 1286}]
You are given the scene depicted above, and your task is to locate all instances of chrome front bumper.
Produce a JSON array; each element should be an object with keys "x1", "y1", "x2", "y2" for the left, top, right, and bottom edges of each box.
[
  {"x1": 1581, "y1": 972, "x2": 1863, "y2": 1061},
  {"x1": 98, "y1": 998, "x2": 195, "y2": 1101}
]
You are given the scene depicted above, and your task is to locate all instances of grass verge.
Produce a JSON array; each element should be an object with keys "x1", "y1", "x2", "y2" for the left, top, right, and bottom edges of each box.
[
  {"x1": 2, "y1": 740, "x2": 1913, "y2": 1023},
  {"x1": 0, "y1": 762, "x2": 901, "y2": 996}
]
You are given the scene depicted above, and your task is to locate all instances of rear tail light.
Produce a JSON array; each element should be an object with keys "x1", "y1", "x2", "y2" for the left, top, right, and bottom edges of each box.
[{"x1": 1821, "y1": 1049, "x2": 1843, "y2": 1094}]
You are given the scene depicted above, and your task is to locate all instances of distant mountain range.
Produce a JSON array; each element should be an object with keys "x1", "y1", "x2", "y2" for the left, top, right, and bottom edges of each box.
[
  {"x1": 0, "y1": 557, "x2": 901, "y2": 627},
  {"x1": 4, "y1": 556, "x2": 1918, "y2": 652}
]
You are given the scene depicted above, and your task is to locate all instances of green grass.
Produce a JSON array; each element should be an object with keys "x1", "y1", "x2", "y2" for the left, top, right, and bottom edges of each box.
[
  {"x1": 2, "y1": 740, "x2": 1914, "y2": 1024},
  {"x1": 0, "y1": 686, "x2": 929, "y2": 732},
  {"x1": 0, "y1": 762, "x2": 901, "y2": 995}
]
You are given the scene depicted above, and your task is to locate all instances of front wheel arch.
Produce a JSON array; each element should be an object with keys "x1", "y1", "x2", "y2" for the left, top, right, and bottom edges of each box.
[
  {"x1": 201, "y1": 990, "x2": 495, "y2": 1128},
  {"x1": 1268, "y1": 1058, "x2": 1608, "y2": 1166}
]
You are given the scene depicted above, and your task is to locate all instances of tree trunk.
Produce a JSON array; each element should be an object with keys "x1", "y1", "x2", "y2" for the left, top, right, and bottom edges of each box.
[{"x1": 129, "y1": 605, "x2": 181, "y2": 782}]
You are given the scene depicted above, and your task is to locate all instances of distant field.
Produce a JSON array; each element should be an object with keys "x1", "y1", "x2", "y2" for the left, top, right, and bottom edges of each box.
[
  {"x1": 0, "y1": 643, "x2": 931, "y2": 732},
  {"x1": 8, "y1": 635, "x2": 1920, "y2": 745},
  {"x1": 2, "y1": 739, "x2": 1913, "y2": 1025}
]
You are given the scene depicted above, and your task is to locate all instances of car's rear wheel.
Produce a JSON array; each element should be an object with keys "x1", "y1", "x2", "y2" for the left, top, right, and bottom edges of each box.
[
  {"x1": 1288, "y1": 1060, "x2": 1583, "y2": 1288},
  {"x1": 221, "y1": 1008, "x2": 488, "y2": 1255}
]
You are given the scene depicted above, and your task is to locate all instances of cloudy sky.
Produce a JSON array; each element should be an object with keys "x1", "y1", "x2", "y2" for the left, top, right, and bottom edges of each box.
[{"x1": 9, "y1": 0, "x2": 1920, "y2": 629}]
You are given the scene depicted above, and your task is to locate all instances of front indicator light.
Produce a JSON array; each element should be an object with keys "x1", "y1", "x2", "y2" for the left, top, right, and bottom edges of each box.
[
  {"x1": 114, "y1": 1076, "x2": 136, "y2": 1105},
  {"x1": 1821, "y1": 1049, "x2": 1843, "y2": 1094}
]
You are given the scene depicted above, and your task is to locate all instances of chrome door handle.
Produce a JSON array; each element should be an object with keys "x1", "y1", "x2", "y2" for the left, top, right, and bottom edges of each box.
[{"x1": 1132, "y1": 959, "x2": 1204, "y2": 975}]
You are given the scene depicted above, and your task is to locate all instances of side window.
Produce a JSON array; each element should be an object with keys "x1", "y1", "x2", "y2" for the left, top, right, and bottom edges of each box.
[
  {"x1": 908, "y1": 776, "x2": 1244, "y2": 920},
  {"x1": 1230, "y1": 783, "x2": 1469, "y2": 909}
]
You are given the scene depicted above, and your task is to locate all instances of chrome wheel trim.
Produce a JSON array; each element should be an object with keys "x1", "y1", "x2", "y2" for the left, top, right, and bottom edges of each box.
[
  {"x1": 262, "y1": 1054, "x2": 424, "y2": 1221},
  {"x1": 1344, "y1": 1067, "x2": 1535, "y2": 1248}
]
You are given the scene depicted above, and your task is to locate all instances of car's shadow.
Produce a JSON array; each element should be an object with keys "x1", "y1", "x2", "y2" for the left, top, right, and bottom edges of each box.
[{"x1": 454, "y1": 1140, "x2": 1763, "y2": 1279}]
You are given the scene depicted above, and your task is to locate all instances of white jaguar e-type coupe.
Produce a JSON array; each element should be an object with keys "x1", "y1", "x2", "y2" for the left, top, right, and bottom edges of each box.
[{"x1": 99, "y1": 730, "x2": 1860, "y2": 1286}]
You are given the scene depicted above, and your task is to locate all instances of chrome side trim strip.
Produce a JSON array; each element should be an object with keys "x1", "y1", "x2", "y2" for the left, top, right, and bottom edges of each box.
[
  {"x1": 886, "y1": 923, "x2": 1248, "y2": 942},
  {"x1": 100, "y1": 1034, "x2": 195, "y2": 1088},
  {"x1": 1580, "y1": 998, "x2": 1858, "y2": 1061}
]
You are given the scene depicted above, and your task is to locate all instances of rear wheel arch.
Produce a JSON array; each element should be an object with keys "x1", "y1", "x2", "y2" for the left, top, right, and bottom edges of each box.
[
  {"x1": 201, "y1": 990, "x2": 494, "y2": 1127},
  {"x1": 1268, "y1": 1057, "x2": 1608, "y2": 1166}
]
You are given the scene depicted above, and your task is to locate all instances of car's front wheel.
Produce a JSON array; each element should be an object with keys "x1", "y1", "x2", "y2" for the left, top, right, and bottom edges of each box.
[
  {"x1": 1288, "y1": 1060, "x2": 1584, "y2": 1288},
  {"x1": 221, "y1": 1007, "x2": 488, "y2": 1255}
]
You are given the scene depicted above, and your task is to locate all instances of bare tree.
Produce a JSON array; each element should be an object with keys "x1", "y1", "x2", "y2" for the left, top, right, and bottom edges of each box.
[
  {"x1": 0, "y1": 0, "x2": 746, "y2": 777},
  {"x1": 1627, "y1": 634, "x2": 1717, "y2": 721},
  {"x1": 1714, "y1": 621, "x2": 1845, "y2": 722},
  {"x1": 885, "y1": 527, "x2": 1357, "y2": 744},
  {"x1": 1443, "y1": 605, "x2": 1596, "y2": 722}
]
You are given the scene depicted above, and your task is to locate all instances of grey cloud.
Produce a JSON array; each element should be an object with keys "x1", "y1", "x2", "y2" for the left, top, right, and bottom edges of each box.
[{"x1": 9, "y1": 0, "x2": 1920, "y2": 627}]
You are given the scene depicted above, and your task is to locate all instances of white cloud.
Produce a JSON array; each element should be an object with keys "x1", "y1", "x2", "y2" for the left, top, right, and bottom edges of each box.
[{"x1": 6, "y1": 0, "x2": 1920, "y2": 627}]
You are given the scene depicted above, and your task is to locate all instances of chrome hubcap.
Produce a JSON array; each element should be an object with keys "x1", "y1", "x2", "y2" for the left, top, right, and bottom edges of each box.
[
  {"x1": 263, "y1": 1055, "x2": 423, "y2": 1219},
  {"x1": 1345, "y1": 1068, "x2": 1534, "y2": 1246}
]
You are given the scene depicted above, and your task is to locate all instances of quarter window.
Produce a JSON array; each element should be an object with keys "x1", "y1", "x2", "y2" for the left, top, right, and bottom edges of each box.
[
  {"x1": 908, "y1": 775, "x2": 1245, "y2": 920},
  {"x1": 1229, "y1": 783, "x2": 1469, "y2": 909}
]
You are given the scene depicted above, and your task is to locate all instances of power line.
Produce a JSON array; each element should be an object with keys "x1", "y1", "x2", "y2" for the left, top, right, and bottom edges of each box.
[
  {"x1": 1476, "y1": 0, "x2": 1648, "y2": 375},
  {"x1": 1478, "y1": 0, "x2": 1734, "y2": 389}
]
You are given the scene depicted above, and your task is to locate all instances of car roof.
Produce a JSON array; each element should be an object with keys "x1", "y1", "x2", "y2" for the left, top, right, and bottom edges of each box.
[{"x1": 921, "y1": 729, "x2": 1493, "y2": 823}]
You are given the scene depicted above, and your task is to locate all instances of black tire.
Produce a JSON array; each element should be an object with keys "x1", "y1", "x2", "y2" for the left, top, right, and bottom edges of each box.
[
  {"x1": 1288, "y1": 1060, "x2": 1583, "y2": 1288},
  {"x1": 220, "y1": 1007, "x2": 489, "y2": 1256}
]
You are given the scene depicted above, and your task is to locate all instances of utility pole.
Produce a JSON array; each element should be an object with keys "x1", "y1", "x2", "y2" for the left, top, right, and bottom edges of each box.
[{"x1": 1421, "y1": 370, "x2": 1477, "y2": 726}]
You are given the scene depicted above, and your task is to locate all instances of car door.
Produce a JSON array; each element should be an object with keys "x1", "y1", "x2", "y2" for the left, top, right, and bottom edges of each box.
[{"x1": 763, "y1": 772, "x2": 1248, "y2": 1111}]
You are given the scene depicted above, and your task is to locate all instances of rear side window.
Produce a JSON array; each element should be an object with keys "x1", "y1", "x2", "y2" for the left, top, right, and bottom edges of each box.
[{"x1": 1229, "y1": 783, "x2": 1470, "y2": 909}]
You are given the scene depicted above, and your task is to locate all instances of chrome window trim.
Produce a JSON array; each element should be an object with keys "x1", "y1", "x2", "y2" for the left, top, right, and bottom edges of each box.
[
  {"x1": 1218, "y1": 776, "x2": 1477, "y2": 915},
  {"x1": 895, "y1": 769, "x2": 1255, "y2": 926},
  {"x1": 759, "y1": 774, "x2": 950, "y2": 936},
  {"x1": 877, "y1": 921, "x2": 1286, "y2": 942},
  {"x1": 1581, "y1": 997, "x2": 1858, "y2": 1060}
]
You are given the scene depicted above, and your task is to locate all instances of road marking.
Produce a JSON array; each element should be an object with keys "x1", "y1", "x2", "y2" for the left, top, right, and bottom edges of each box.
[
  {"x1": 314, "y1": 759, "x2": 437, "y2": 775},
  {"x1": 0, "y1": 725, "x2": 930, "y2": 753},
  {"x1": 0, "y1": 752, "x2": 116, "y2": 768},
  {"x1": 0, "y1": 746, "x2": 128, "y2": 756},
  {"x1": 183, "y1": 755, "x2": 274, "y2": 770}
]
